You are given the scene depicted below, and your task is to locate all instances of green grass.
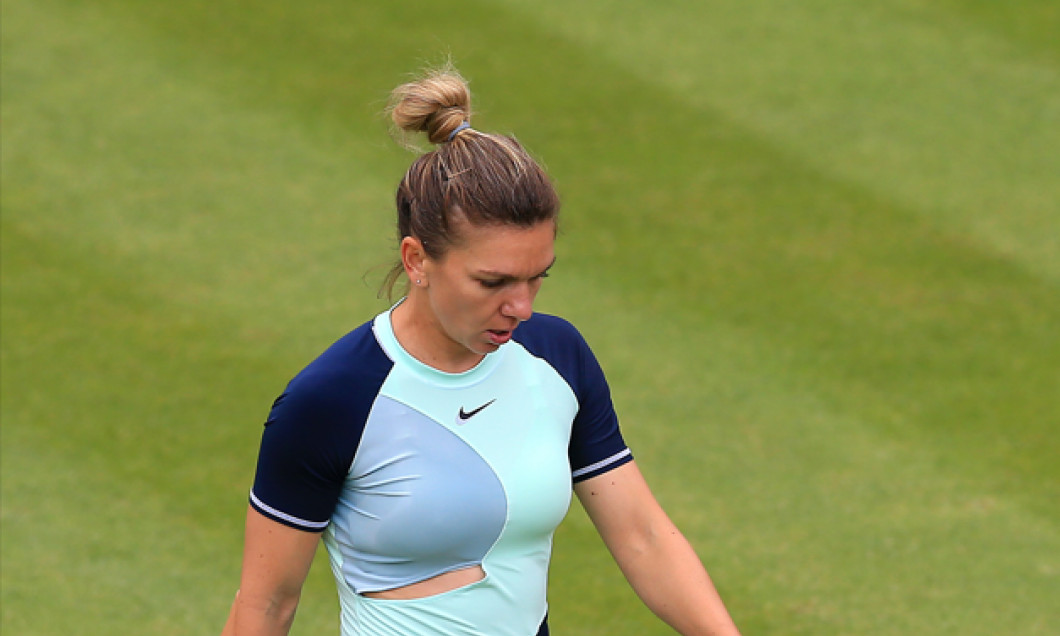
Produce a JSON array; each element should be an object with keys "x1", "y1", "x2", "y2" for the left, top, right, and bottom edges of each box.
[{"x1": 3, "y1": 0, "x2": 1058, "y2": 634}]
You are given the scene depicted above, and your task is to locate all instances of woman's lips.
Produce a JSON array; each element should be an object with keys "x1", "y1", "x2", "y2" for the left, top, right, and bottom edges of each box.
[{"x1": 487, "y1": 329, "x2": 512, "y2": 345}]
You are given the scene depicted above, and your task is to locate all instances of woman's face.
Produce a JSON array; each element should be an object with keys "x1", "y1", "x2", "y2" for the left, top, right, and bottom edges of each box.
[{"x1": 415, "y1": 220, "x2": 556, "y2": 370}]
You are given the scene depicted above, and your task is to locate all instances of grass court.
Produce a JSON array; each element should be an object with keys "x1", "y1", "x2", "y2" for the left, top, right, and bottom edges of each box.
[{"x1": 3, "y1": 1, "x2": 1058, "y2": 633}]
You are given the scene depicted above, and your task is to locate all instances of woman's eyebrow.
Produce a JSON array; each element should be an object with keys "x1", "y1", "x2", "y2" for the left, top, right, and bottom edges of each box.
[{"x1": 477, "y1": 257, "x2": 557, "y2": 281}]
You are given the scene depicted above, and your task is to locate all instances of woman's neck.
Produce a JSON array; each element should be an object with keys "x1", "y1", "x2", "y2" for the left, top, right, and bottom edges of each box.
[{"x1": 389, "y1": 297, "x2": 484, "y2": 374}]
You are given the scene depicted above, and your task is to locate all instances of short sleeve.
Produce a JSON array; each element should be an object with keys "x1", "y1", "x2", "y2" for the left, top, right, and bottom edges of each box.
[
  {"x1": 565, "y1": 329, "x2": 633, "y2": 482},
  {"x1": 249, "y1": 322, "x2": 392, "y2": 531}
]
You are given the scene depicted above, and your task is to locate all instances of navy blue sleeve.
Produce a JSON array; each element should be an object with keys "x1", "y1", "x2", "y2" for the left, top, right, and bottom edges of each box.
[
  {"x1": 515, "y1": 314, "x2": 633, "y2": 482},
  {"x1": 250, "y1": 322, "x2": 392, "y2": 532}
]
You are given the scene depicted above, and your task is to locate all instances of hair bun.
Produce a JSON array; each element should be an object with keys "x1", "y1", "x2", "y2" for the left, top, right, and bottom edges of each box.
[{"x1": 389, "y1": 67, "x2": 472, "y2": 145}]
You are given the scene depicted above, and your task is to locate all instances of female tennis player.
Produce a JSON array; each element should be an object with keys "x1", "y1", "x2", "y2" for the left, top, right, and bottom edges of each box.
[{"x1": 221, "y1": 66, "x2": 741, "y2": 636}]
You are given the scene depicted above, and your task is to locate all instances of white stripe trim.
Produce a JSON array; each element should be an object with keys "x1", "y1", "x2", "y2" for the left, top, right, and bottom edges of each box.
[
  {"x1": 249, "y1": 490, "x2": 330, "y2": 530},
  {"x1": 571, "y1": 448, "x2": 632, "y2": 479}
]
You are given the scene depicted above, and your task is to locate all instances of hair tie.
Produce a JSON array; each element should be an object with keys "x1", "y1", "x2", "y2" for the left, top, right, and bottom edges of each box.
[{"x1": 447, "y1": 121, "x2": 472, "y2": 142}]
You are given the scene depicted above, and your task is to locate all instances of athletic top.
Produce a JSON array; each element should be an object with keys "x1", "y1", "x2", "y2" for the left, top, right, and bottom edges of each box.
[{"x1": 249, "y1": 306, "x2": 633, "y2": 636}]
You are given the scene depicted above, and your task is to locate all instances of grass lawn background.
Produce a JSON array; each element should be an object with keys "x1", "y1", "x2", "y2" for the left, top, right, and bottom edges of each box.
[{"x1": 3, "y1": 0, "x2": 1058, "y2": 634}]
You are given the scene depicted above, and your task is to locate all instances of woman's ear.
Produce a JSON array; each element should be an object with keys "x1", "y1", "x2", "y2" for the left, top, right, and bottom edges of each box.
[{"x1": 400, "y1": 236, "x2": 428, "y2": 287}]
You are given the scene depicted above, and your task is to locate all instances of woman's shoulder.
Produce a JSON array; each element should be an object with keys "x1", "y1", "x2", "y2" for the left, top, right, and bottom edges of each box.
[
  {"x1": 513, "y1": 313, "x2": 596, "y2": 373},
  {"x1": 514, "y1": 313, "x2": 614, "y2": 410},
  {"x1": 277, "y1": 320, "x2": 393, "y2": 410}
]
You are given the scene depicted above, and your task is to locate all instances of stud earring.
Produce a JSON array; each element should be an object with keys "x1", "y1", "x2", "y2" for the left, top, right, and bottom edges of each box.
[{"x1": 415, "y1": 279, "x2": 421, "y2": 285}]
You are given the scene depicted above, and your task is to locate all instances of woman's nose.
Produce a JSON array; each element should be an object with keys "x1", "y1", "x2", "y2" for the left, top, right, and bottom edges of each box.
[{"x1": 502, "y1": 285, "x2": 534, "y2": 321}]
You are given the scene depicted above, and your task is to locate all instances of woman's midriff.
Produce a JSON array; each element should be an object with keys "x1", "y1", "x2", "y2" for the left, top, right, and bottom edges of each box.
[{"x1": 361, "y1": 565, "x2": 486, "y2": 600}]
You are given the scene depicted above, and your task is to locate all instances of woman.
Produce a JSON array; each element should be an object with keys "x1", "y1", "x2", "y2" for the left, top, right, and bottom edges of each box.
[{"x1": 222, "y1": 67, "x2": 741, "y2": 636}]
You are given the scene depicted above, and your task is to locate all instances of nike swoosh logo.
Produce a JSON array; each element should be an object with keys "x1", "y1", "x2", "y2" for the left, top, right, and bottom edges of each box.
[{"x1": 458, "y1": 399, "x2": 496, "y2": 421}]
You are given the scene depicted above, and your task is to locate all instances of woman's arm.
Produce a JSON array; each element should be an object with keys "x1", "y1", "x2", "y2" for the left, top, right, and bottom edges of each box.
[
  {"x1": 574, "y1": 461, "x2": 741, "y2": 636},
  {"x1": 221, "y1": 505, "x2": 322, "y2": 636}
]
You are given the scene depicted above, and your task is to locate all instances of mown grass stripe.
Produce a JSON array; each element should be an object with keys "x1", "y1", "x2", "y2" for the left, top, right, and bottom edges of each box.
[{"x1": 493, "y1": 0, "x2": 1060, "y2": 284}]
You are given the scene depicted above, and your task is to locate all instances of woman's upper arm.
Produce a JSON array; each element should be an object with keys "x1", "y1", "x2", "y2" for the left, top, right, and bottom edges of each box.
[
  {"x1": 237, "y1": 504, "x2": 322, "y2": 604},
  {"x1": 222, "y1": 506, "x2": 321, "y2": 635},
  {"x1": 573, "y1": 460, "x2": 666, "y2": 548}
]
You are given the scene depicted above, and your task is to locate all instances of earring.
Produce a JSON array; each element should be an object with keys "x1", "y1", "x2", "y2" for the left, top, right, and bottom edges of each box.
[{"x1": 415, "y1": 279, "x2": 421, "y2": 285}]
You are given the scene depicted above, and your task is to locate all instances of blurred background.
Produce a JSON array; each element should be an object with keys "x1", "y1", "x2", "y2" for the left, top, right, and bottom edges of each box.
[{"x1": 2, "y1": 1, "x2": 1058, "y2": 633}]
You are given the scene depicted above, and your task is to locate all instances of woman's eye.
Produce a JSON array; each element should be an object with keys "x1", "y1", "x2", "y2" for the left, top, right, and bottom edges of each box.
[{"x1": 479, "y1": 279, "x2": 505, "y2": 289}]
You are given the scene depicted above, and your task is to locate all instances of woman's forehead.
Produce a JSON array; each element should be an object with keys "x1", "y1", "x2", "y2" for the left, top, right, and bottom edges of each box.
[{"x1": 452, "y1": 221, "x2": 556, "y2": 269}]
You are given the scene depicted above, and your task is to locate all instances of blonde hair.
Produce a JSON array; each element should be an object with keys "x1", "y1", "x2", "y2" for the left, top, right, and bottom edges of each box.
[{"x1": 381, "y1": 67, "x2": 560, "y2": 298}]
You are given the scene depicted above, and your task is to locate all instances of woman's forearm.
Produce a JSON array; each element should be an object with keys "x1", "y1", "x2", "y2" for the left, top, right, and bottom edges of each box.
[
  {"x1": 612, "y1": 520, "x2": 740, "y2": 636},
  {"x1": 576, "y1": 464, "x2": 741, "y2": 636}
]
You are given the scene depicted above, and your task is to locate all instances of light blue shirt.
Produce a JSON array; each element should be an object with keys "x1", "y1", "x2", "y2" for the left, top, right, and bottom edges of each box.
[{"x1": 251, "y1": 308, "x2": 632, "y2": 635}]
